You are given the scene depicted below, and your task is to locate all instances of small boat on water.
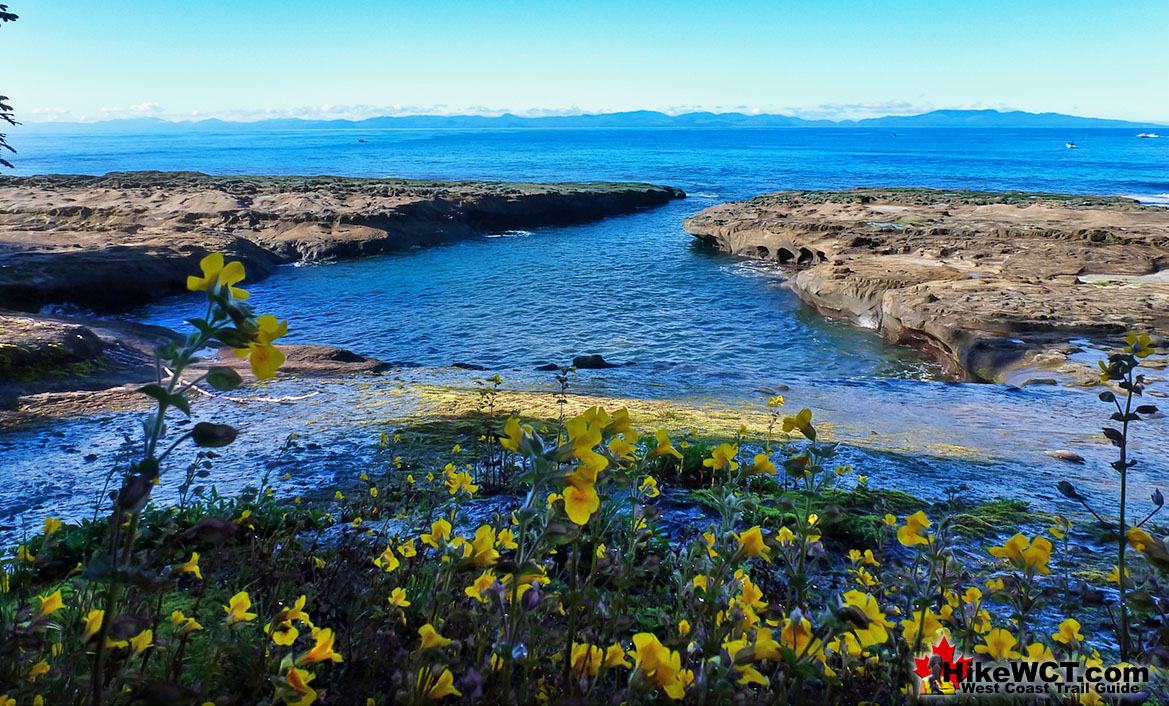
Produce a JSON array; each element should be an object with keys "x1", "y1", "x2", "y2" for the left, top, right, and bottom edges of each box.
[
  {"x1": 1138, "y1": 133, "x2": 1161, "y2": 138},
  {"x1": 1066, "y1": 142, "x2": 1076, "y2": 149}
]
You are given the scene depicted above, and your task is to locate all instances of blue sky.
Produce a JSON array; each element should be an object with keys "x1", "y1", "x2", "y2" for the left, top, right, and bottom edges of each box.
[{"x1": 2, "y1": 0, "x2": 1166, "y2": 123}]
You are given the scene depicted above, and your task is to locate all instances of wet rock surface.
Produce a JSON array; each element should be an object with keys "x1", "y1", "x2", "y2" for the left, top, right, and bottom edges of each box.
[
  {"x1": 0, "y1": 310, "x2": 396, "y2": 422},
  {"x1": 0, "y1": 311, "x2": 176, "y2": 404},
  {"x1": 684, "y1": 188, "x2": 1169, "y2": 383}
]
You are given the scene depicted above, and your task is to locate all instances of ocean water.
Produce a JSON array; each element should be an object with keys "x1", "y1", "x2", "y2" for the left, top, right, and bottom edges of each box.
[{"x1": 2, "y1": 127, "x2": 1167, "y2": 537}]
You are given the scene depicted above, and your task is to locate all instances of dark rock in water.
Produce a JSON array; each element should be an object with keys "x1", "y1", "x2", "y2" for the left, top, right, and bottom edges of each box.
[
  {"x1": 534, "y1": 363, "x2": 559, "y2": 371},
  {"x1": 572, "y1": 354, "x2": 618, "y2": 369},
  {"x1": 386, "y1": 361, "x2": 423, "y2": 369},
  {"x1": 963, "y1": 338, "x2": 1028, "y2": 383},
  {"x1": 196, "y1": 344, "x2": 393, "y2": 378},
  {"x1": 452, "y1": 362, "x2": 486, "y2": 371},
  {"x1": 1045, "y1": 449, "x2": 1086, "y2": 464}
]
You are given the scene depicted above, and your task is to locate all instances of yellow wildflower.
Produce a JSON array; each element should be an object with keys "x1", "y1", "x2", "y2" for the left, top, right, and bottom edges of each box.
[
  {"x1": 901, "y1": 609, "x2": 943, "y2": 646},
  {"x1": 897, "y1": 511, "x2": 931, "y2": 547},
  {"x1": 974, "y1": 628, "x2": 1019, "y2": 659},
  {"x1": 563, "y1": 481, "x2": 599, "y2": 525},
  {"x1": 389, "y1": 587, "x2": 411, "y2": 607},
  {"x1": 1052, "y1": 618, "x2": 1084, "y2": 644},
  {"x1": 1021, "y1": 536, "x2": 1053, "y2": 574},
  {"x1": 609, "y1": 436, "x2": 636, "y2": 460},
  {"x1": 639, "y1": 476, "x2": 661, "y2": 498},
  {"x1": 129, "y1": 628, "x2": 153, "y2": 656},
  {"x1": 224, "y1": 591, "x2": 258, "y2": 624},
  {"x1": 781, "y1": 408, "x2": 815, "y2": 439},
  {"x1": 470, "y1": 525, "x2": 500, "y2": 567},
  {"x1": 421, "y1": 518, "x2": 453, "y2": 548},
  {"x1": 177, "y1": 552, "x2": 202, "y2": 580},
  {"x1": 780, "y1": 616, "x2": 824, "y2": 658},
  {"x1": 187, "y1": 253, "x2": 250, "y2": 299},
  {"x1": 734, "y1": 526, "x2": 772, "y2": 562},
  {"x1": 24, "y1": 661, "x2": 50, "y2": 682},
  {"x1": 464, "y1": 569, "x2": 497, "y2": 603},
  {"x1": 1127, "y1": 527, "x2": 1155, "y2": 553},
  {"x1": 374, "y1": 545, "x2": 400, "y2": 572},
  {"x1": 421, "y1": 668, "x2": 461, "y2": 700},
  {"x1": 286, "y1": 667, "x2": 317, "y2": 706},
  {"x1": 37, "y1": 589, "x2": 64, "y2": 618},
  {"x1": 843, "y1": 590, "x2": 893, "y2": 647},
  {"x1": 631, "y1": 633, "x2": 687, "y2": 700},
  {"x1": 776, "y1": 526, "x2": 796, "y2": 544},
  {"x1": 43, "y1": 517, "x2": 61, "y2": 535},
  {"x1": 989, "y1": 533, "x2": 1029, "y2": 561},
  {"x1": 233, "y1": 314, "x2": 288, "y2": 380},
  {"x1": 500, "y1": 417, "x2": 527, "y2": 452},
  {"x1": 571, "y1": 643, "x2": 604, "y2": 676},
  {"x1": 749, "y1": 453, "x2": 776, "y2": 476},
  {"x1": 418, "y1": 623, "x2": 452, "y2": 650},
  {"x1": 300, "y1": 627, "x2": 342, "y2": 664},
  {"x1": 496, "y1": 528, "x2": 518, "y2": 550},
  {"x1": 83, "y1": 609, "x2": 105, "y2": 641},
  {"x1": 702, "y1": 530, "x2": 719, "y2": 557},
  {"x1": 652, "y1": 429, "x2": 683, "y2": 459},
  {"x1": 703, "y1": 443, "x2": 739, "y2": 472},
  {"x1": 1125, "y1": 332, "x2": 1154, "y2": 358}
]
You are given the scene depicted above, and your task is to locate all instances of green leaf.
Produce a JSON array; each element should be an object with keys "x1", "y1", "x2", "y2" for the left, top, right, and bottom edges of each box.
[
  {"x1": 213, "y1": 327, "x2": 253, "y2": 349},
  {"x1": 206, "y1": 366, "x2": 244, "y2": 391},
  {"x1": 169, "y1": 392, "x2": 191, "y2": 416},
  {"x1": 138, "y1": 384, "x2": 169, "y2": 405}
]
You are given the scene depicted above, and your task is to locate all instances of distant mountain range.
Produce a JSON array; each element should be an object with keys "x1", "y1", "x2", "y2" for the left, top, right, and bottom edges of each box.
[{"x1": 17, "y1": 109, "x2": 1166, "y2": 132}]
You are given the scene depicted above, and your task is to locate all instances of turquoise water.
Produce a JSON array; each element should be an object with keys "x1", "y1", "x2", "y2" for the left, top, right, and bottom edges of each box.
[{"x1": 2, "y1": 127, "x2": 1167, "y2": 539}]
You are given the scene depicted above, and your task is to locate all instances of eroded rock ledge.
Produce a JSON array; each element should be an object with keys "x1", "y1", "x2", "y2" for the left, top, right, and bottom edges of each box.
[
  {"x1": 684, "y1": 188, "x2": 1169, "y2": 384},
  {"x1": 0, "y1": 171, "x2": 684, "y2": 311}
]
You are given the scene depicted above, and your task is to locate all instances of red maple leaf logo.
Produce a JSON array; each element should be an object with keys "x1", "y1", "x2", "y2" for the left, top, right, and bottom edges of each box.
[{"x1": 914, "y1": 636, "x2": 972, "y2": 692}]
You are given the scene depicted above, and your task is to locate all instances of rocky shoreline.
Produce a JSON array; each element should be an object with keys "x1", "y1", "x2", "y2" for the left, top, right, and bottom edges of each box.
[
  {"x1": 684, "y1": 188, "x2": 1169, "y2": 384},
  {"x1": 0, "y1": 171, "x2": 684, "y2": 415},
  {"x1": 0, "y1": 171, "x2": 684, "y2": 311}
]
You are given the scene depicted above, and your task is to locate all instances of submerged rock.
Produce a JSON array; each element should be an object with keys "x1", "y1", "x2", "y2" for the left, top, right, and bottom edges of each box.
[
  {"x1": 572, "y1": 354, "x2": 619, "y2": 369},
  {"x1": 1045, "y1": 449, "x2": 1086, "y2": 464}
]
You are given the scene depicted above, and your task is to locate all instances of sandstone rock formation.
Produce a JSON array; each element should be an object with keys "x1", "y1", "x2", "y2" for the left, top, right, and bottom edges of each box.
[
  {"x1": 0, "y1": 171, "x2": 684, "y2": 311},
  {"x1": 684, "y1": 188, "x2": 1169, "y2": 383}
]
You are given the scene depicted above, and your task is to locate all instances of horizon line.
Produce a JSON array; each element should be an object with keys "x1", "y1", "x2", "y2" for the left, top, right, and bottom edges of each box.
[{"x1": 12, "y1": 107, "x2": 1169, "y2": 128}]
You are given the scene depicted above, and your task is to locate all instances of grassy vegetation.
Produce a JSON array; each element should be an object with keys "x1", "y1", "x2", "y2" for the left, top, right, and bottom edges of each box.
[{"x1": 2, "y1": 255, "x2": 1166, "y2": 705}]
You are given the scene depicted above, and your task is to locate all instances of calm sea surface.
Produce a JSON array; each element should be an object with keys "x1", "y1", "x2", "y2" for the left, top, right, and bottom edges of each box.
[{"x1": 2, "y1": 127, "x2": 1167, "y2": 537}]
